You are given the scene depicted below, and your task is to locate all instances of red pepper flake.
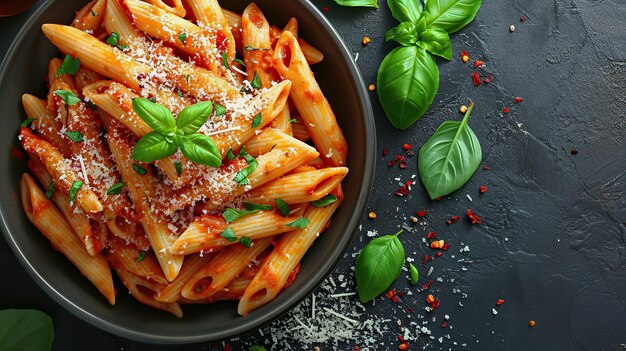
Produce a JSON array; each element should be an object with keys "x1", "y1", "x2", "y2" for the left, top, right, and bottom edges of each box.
[
  {"x1": 382, "y1": 148, "x2": 389, "y2": 156},
  {"x1": 473, "y1": 60, "x2": 484, "y2": 68},
  {"x1": 422, "y1": 279, "x2": 433, "y2": 290},
  {"x1": 434, "y1": 197, "x2": 442, "y2": 201},
  {"x1": 484, "y1": 75, "x2": 492, "y2": 84},
  {"x1": 398, "y1": 335, "x2": 404, "y2": 342},
  {"x1": 466, "y1": 208, "x2": 482, "y2": 224},
  {"x1": 353, "y1": 347, "x2": 361, "y2": 351},
  {"x1": 398, "y1": 342, "x2": 409, "y2": 350},
  {"x1": 442, "y1": 243, "x2": 451, "y2": 251},
  {"x1": 472, "y1": 72, "x2": 481, "y2": 86},
  {"x1": 570, "y1": 147, "x2": 579, "y2": 155},
  {"x1": 436, "y1": 251, "x2": 443, "y2": 257},
  {"x1": 520, "y1": 15, "x2": 527, "y2": 21},
  {"x1": 429, "y1": 299, "x2": 441, "y2": 310},
  {"x1": 399, "y1": 161, "x2": 408, "y2": 169},
  {"x1": 496, "y1": 299, "x2": 505, "y2": 306},
  {"x1": 403, "y1": 143, "x2": 412, "y2": 151},
  {"x1": 460, "y1": 50, "x2": 470, "y2": 62},
  {"x1": 395, "y1": 155, "x2": 404, "y2": 161},
  {"x1": 479, "y1": 185, "x2": 488, "y2": 194},
  {"x1": 422, "y1": 255, "x2": 431, "y2": 264},
  {"x1": 514, "y1": 96, "x2": 524, "y2": 103},
  {"x1": 398, "y1": 291, "x2": 407, "y2": 297},
  {"x1": 321, "y1": 6, "x2": 330, "y2": 12},
  {"x1": 405, "y1": 308, "x2": 413, "y2": 313},
  {"x1": 395, "y1": 187, "x2": 409, "y2": 197},
  {"x1": 430, "y1": 240, "x2": 445, "y2": 249},
  {"x1": 385, "y1": 289, "x2": 397, "y2": 299},
  {"x1": 483, "y1": 165, "x2": 490, "y2": 170},
  {"x1": 391, "y1": 295, "x2": 399, "y2": 303},
  {"x1": 415, "y1": 210, "x2": 428, "y2": 217},
  {"x1": 427, "y1": 231, "x2": 437, "y2": 239},
  {"x1": 503, "y1": 107, "x2": 509, "y2": 114},
  {"x1": 223, "y1": 344, "x2": 230, "y2": 351},
  {"x1": 441, "y1": 321, "x2": 448, "y2": 328},
  {"x1": 426, "y1": 294, "x2": 436, "y2": 304},
  {"x1": 387, "y1": 160, "x2": 397, "y2": 167}
]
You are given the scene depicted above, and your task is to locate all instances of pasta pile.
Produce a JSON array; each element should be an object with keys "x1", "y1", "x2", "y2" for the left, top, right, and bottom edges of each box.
[{"x1": 18, "y1": 0, "x2": 348, "y2": 317}]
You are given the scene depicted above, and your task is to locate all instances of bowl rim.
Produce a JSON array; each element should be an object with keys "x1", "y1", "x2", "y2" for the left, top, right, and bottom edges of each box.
[{"x1": 0, "y1": 0, "x2": 376, "y2": 344}]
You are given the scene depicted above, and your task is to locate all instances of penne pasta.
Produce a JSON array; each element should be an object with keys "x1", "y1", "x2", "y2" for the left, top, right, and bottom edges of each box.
[{"x1": 154, "y1": 253, "x2": 215, "y2": 303}]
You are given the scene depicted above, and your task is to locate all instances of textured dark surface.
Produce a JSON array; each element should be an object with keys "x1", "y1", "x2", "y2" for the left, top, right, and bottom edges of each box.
[{"x1": 1, "y1": 0, "x2": 625, "y2": 350}]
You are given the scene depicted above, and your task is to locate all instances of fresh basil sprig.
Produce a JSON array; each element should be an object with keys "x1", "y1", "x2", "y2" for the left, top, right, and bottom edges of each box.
[
  {"x1": 56, "y1": 54, "x2": 80, "y2": 77},
  {"x1": 417, "y1": 28, "x2": 452, "y2": 60},
  {"x1": 425, "y1": 0, "x2": 482, "y2": 34},
  {"x1": 385, "y1": 22, "x2": 418, "y2": 46},
  {"x1": 130, "y1": 98, "x2": 221, "y2": 167},
  {"x1": 333, "y1": 0, "x2": 379, "y2": 8},
  {"x1": 0, "y1": 309, "x2": 54, "y2": 351},
  {"x1": 355, "y1": 230, "x2": 405, "y2": 303},
  {"x1": 418, "y1": 103, "x2": 482, "y2": 199}
]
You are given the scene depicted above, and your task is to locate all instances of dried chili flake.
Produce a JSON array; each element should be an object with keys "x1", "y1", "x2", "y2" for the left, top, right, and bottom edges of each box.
[
  {"x1": 472, "y1": 72, "x2": 481, "y2": 86},
  {"x1": 520, "y1": 15, "x2": 527, "y2": 21},
  {"x1": 483, "y1": 165, "x2": 490, "y2": 170},
  {"x1": 223, "y1": 344, "x2": 231, "y2": 351},
  {"x1": 436, "y1": 251, "x2": 443, "y2": 257},
  {"x1": 429, "y1": 300, "x2": 441, "y2": 310},
  {"x1": 398, "y1": 342, "x2": 409, "y2": 350},
  {"x1": 422, "y1": 255, "x2": 431, "y2": 264},
  {"x1": 321, "y1": 6, "x2": 330, "y2": 12},
  {"x1": 362, "y1": 36, "x2": 371, "y2": 46},
  {"x1": 496, "y1": 299, "x2": 505, "y2": 306},
  {"x1": 427, "y1": 231, "x2": 437, "y2": 239},
  {"x1": 399, "y1": 161, "x2": 408, "y2": 169},
  {"x1": 570, "y1": 147, "x2": 579, "y2": 155},
  {"x1": 415, "y1": 210, "x2": 428, "y2": 217},
  {"x1": 460, "y1": 50, "x2": 469, "y2": 62},
  {"x1": 434, "y1": 197, "x2": 442, "y2": 201},
  {"x1": 479, "y1": 185, "x2": 488, "y2": 194},
  {"x1": 398, "y1": 335, "x2": 404, "y2": 342},
  {"x1": 385, "y1": 289, "x2": 397, "y2": 299},
  {"x1": 426, "y1": 294, "x2": 436, "y2": 304},
  {"x1": 403, "y1": 143, "x2": 412, "y2": 151},
  {"x1": 405, "y1": 308, "x2": 413, "y2": 313},
  {"x1": 353, "y1": 347, "x2": 361, "y2": 351},
  {"x1": 395, "y1": 155, "x2": 405, "y2": 161},
  {"x1": 368, "y1": 211, "x2": 377, "y2": 219},
  {"x1": 383, "y1": 148, "x2": 389, "y2": 156},
  {"x1": 422, "y1": 279, "x2": 433, "y2": 290},
  {"x1": 430, "y1": 240, "x2": 445, "y2": 249},
  {"x1": 473, "y1": 60, "x2": 484, "y2": 68},
  {"x1": 514, "y1": 96, "x2": 524, "y2": 103},
  {"x1": 529, "y1": 320, "x2": 536, "y2": 327},
  {"x1": 368, "y1": 84, "x2": 376, "y2": 91},
  {"x1": 398, "y1": 291, "x2": 407, "y2": 297},
  {"x1": 391, "y1": 295, "x2": 399, "y2": 303},
  {"x1": 395, "y1": 187, "x2": 409, "y2": 197},
  {"x1": 484, "y1": 75, "x2": 492, "y2": 84},
  {"x1": 442, "y1": 243, "x2": 451, "y2": 251},
  {"x1": 466, "y1": 208, "x2": 482, "y2": 224},
  {"x1": 388, "y1": 160, "x2": 397, "y2": 167},
  {"x1": 441, "y1": 321, "x2": 448, "y2": 328},
  {"x1": 405, "y1": 180, "x2": 413, "y2": 187},
  {"x1": 503, "y1": 107, "x2": 509, "y2": 114}
]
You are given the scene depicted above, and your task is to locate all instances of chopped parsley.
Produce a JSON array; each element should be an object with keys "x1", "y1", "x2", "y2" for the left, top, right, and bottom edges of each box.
[
  {"x1": 239, "y1": 236, "x2": 253, "y2": 248},
  {"x1": 311, "y1": 194, "x2": 338, "y2": 208},
  {"x1": 286, "y1": 217, "x2": 310, "y2": 229},
  {"x1": 275, "y1": 198, "x2": 291, "y2": 217}
]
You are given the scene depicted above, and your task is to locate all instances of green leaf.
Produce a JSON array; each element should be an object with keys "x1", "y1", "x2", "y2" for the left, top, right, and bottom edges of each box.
[
  {"x1": 387, "y1": 0, "x2": 423, "y2": 22},
  {"x1": 0, "y1": 309, "x2": 54, "y2": 351},
  {"x1": 409, "y1": 263, "x2": 419, "y2": 285},
  {"x1": 220, "y1": 227, "x2": 237, "y2": 242},
  {"x1": 45, "y1": 181, "x2": 55, "y2": 200},
  {"x1": 222, "y1": 52, "x2": 230, "y2": 69},
  {"x1": 136, "y1": 251, "x2": 146, "y2": 263},
  {"x1": 53, "y1": 90, "x2": 81, "y2": 106},
  {"x1": 131, "y1": 132, "x2": 178, "y2": 163},
  {"x1": 223, "y1": 208, "x2": 256, "y2": 223},
  {"x1": 176, "y1": 101, "x2": 213, "y2": 134},
  {"x1": 106, "y1": 32, "x2": 120, "y2": 46},
  {"x1": 334, "y1": 0, "x2": 379, "y2": 8},
  {"x1": 288, "y1": 118, "x2": 297, "y2": 124},
  {"x1": 311, "y1": 194, "x2": 338, "y2": 208},
  {"x1": 64, "y1": 130, "x2": 84, "y2": 142},
  {"x1": 214, "y1": 103, "x2": 227, "y2": 117},
  {"x1": 249, "y1": 346, "x2": 268, "y2": 351},
  {"x1": 175, "y1": 161, "x2": 182, "y2": 175},
  {"x1": 69, "y1": 180, "x2": 83, "y2": 202},
  {"x1": 233, "y1": 58, "x2": 246, "y2": 68},
  {"x1": 132, "y1": 164, "x2": 147, "y2": 175},
  {"x1": 424, "y1": 0, "x2": 482, "y2": 34},
  {"x1": 107, "y1": 182, "x2": 125, "y2": 195},
  {"x1": 21, "y1": 118, "x2": 37, "y2": 128},
  {"x1": 385, "y1": 22, "x2": 418, "y2": 46},
  {"x1": 234, "y1": 154, "x2": 258, "y2": 185},
  {"x1": 226, "y1": 148, "x2": 236, "y2": 160},
  {"x1": 56, "y1": 54, "x2": 80, "y2": 77},
  {"x1": 377, "y1": 46, "x2": 439, "y2": 129},
  {"x1": 239, "y1": 236, "x2": 253, "y2": 248},
  {"x1": 251, "y1": 72, "x2": 261, "y2": 89},
  {"x1": 251, "y1": 113, "x2": 262, "y2": 129},
  {"x1": 355, "y1": 230, "x2": 405, "y2": 303},
  {"x1": 178, "y1": 32, "x2": 187, "y2": 44},
  {"x1": 179, "y1": 134, "x2": 222, "y2": 167},
  {"x1": 275, "y1": 198, "x2": 291, "y2": 217},
  {"x1": 286, "y1": 217, "x2": 310, "y2": 229},
  {"x1": 418, "y1": 103, "x2": 482, "y2": 199},
  {"x1": 132, "y1": 98, "x2": 176, "y2": 137},
  {"x1": 244, "y1": 202, "x2": 273, "y2": 211},
  {"x1": 417, "y1": 28, "x2": 452, "y2": 60}
]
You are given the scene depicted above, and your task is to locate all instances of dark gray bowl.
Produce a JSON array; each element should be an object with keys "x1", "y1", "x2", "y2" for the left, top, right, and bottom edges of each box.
[{"x1": 0, "y1": 0, "x2": 375, "y2": 344}]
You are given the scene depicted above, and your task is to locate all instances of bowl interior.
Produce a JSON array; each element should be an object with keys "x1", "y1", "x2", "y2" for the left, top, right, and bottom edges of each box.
[{"x1": 0, "y1": 0, "x2": 374, "y2": 343}]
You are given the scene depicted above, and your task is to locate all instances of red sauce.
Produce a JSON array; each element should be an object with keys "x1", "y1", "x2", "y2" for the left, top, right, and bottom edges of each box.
[{"x1": 215, "y1": 30, "x2": 228, "y2": 53}]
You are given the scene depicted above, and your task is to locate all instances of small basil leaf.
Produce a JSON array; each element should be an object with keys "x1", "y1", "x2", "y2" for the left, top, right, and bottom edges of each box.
[
  {"x1": 53, "y1": 90, "x2": 81, "y2": 106},
  {"x1": 56, "y1": 54, "x2": 80, "y2": 77},
  {"x1": 176, "y1": 101, "x2": 213, "y2": 134},
  {"x1": 417, "y1": 28, "x2": 452, "y2": 60},
  {"x1": 222, "y1": 52, "x2": 230, "y2": 69},
  {"x1": 418, "y1": 103, "x2": 482, "y2": 199},
  {"x1": 409, "y1": 263, "x2": 419, "y2": 285},
  {"x1": 131, "y1": 132, "x2": 178, "y2": 162},
  {"x1": 239, "y1": 236, "x2": 253, "y2": 248},
  {"x1": 311, "y1": 194, "x2": 338, "y2": 208},
  {"x1": 243, "y1": 202, "x2": 273, "y2": 211},
  {"x1": 249, "y1": 346, "x2": 268, "y2": 351},
  {"x1": 234, "y1": 156, "x2": 258, "y2": 185},
  {"x1": 179, "y1": 134, "x2": 222, "y2": 167},
  {"x1": 275, "y1": 198, "x2": 291, "y2": 217},
  {"x1": 45, "y1": 181, "x2": 55, "y2": 199},
  {"x1": 107, "y1": 182, "x2": 125, "y2": 195},
  {"x1": 220, "y1": 227, "x2": 237, "y2": 242},
  {"x1": 333, "y1": 0, "x2": 379, "y2": 8},
  {"x1": 178, "y1": 32, "x2": 187, "y2": 44},
  {"x1": 106, "y1": 32, "x2": 120, "y2": 46},
  {"x1": 385, "y1": 22, "x2": 418, "y2": 46},
  {"x1": 132, "y1": 98, "x2": 176, "y2": 136},
  {"x1": 0, "y1": 309, "x2": 54, "y2": 350},
  {"x1": 424, "y1": 0, "x2": 482, "y2": 34},
  {"x1": 355, "y1": 230, "x2": 405, "y2": 303},
  {"x1": 69, "y1": 180, "x2": 83, "y2": 202},
  {"x1": 214, "y1": 103, "x2": 227, "y2": 117},
  {"x1": 233, "y1": 58, "x2": 246, "y2": 68},
  {"x1": 132, "y1": 164, "x2": 147, "y2": 175},
  {"x1": 175, "y1": 161, "x2": 182, "y2": 175},
  {"x1": 136, "y1": 251, "x2": 146, "y2": 262},
  {"x1": 251, "y1": 113, "x2": 262, "y2": 129},
  {"x1": 251, "y1": 71, "x2": 261, "y2": 90},
  {"x1": 226, "y1": 148, "x2": 235, "y2": 160},
  {"x1": 377, "y1": 46, "x2": 439, "y2": 129},
  {"x1": 387, "y1": 0, "x2": 423, "y2": 22},
  {"x1": 223, "y1": 208, "x2": 254, "y2": 223},
  {"x1": 21, "y1": 118, "x2": 37, "y2": 128},
  {"x1": 286, "y1": 217, "x2": 310, "y2": 229},
  {"x1": 64, "y1": 130, "x2": 84, "y2": 142}
]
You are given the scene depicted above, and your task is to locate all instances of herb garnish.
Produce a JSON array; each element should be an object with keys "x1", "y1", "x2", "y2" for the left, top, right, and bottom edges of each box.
[
  {"x1": 221, "y1": 52, "x2": 230, "y2": 69},
  {"x1": 409, "y1": 263, "x2": 419, "y2": 285},
  {"x1": 0, "y1": 309, "x2": 54, "y2": 350},
  {"x1": 222, "y1": 202, "x2": 273, "y2": 223},
  {"x1": 214, "y1": 103, "x2": 226, "y2": 117},
  {"x1": 106, "y1": 182, "x2": 125, "y2": 195},
  {"x1": 333, "y1": 0, "x2": 379, "y2": 8},
  {"x1": 21, "y1": 118, "x2": 37, "y2": 128},
  {"x1": 105, "y1": 32, "x2": 127, "y2": 50},
  {"x1": 56, "y1": 54, "x2": 80, "y2": 77},
  {"x1": 175, "y1": 161, "x2": 182, "y2": 175},
  {"x1": 52, "y1": 90, "x2": 81, "y2": 106},
  {"x1": 233, "y1": 58, "x2": 246, "y2": 68},
  {"x1": 275, "y1": 198, "x2": 290, "y2": 217},
  {"x1": 286, "y1": 217, "x2": 310, "y2": 229},
  {"x1": 233, "y1": 152, "x2": 258, "y2": 186},
  {"x1": 45, "y1": 181, "x2": 55, "y2": 199},
  {"x1": 136, "y1": 251, "x2": 146, "y2": 263},
  {"x1": 132, "y1": 164, "x2": 147, "y2": 175},
  {"x1": 64, "y1": 131, "x2": 83, "y2": 142},
  {"x1": 251, "y1": 113, "x2": 262, "y2": 128},
  {"x1": 220, "y1": 228, "x2": 237, "y2": 242},
  {"x1": 251, "y1": 72, "x2": 261, "y2": 89},
  {"x1": 69, "y1": 180, "x2": 83, "y2": 202},
  {"x1": 178, "y1": 32, "x2": 187, "y2": 44},
  {"x1": 311, "y1": 194, "x2": 338, "y2": 208},
  {"x1": 239, "y1": 236, "x2": 253, "y2": 248}
]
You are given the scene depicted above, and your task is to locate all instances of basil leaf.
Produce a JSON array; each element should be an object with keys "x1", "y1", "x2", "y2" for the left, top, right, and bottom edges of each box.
[
  {"x1": 106, "y1": 32, "x2": 120, "y2": 46},
  {"x1": 0, "y1": 309, "x2": 54, "y2": 351},
  {"x1": 417, "y1": 28, "x2": 452, "y2": 60},
  {"x1": 56, "y1": 54, "x2": 80, "y2": 77},
  {"x1": 286, "y1": 217, "x2": 310, "y2": 229},
  {"x1": 409, "y1": 263, "x2": 419, "y2": 285},
  {"x1": 222, "y1": 52, "x2": 230, "y2": 69},
  {"x1": 385, "y1": 22, "x2": 418, "y2": 46},
  {"x1": 64, "y1": 130, "x2": 84, "y2": 142},
  {"x1": 214, "y1": 103, "x2": 226, "y2": 117},
  {"x1": 244, "y1": 202, "x2": 273, "y2": 211},
  {"x1": 136, "y1": 251, "x2": 146, "y2": 262},
  {"x1": 53, "y1": 90, "x2": 81, "y2": 106},
  {"x1": 222, "y1": 208, "x2": 258, "y2": 223},
  {"x1": 387, "y1": 0, "x2": 423, "y2": 22},
  {"x1": 178, "y1": 32, "x2": 187, "y2": 44},
  {"x1": 233, "y1": 58, "x2": 246, "y2": 68},
  {"x1": 251, "y1": 113, "x2": 262, "y2": 129},
  {"x1": 275, "y1": 198, "x2": 291, "y2": 217},
  {"x1": 176, "y1": 101, "x2": 213, "y2": 134},
  {"x1": 377, "y1": 46, "x2": 439, "y2": 129},
  {"x1": 418, "y1": 103, "x2": 482, "y2": 199},
  {"x1": 131, "y1": 132, "x2": 178, "y2": 162},
  {"x1": 424, "y1": 0, "x2": 482, "y2": 34},
  {"x1": 45, "y1": 181, "x2": 55, "y2": 199},
  {"x1": 220, "y1": 227, "x2": 237, "y2": 242},
  {"x1": 69, "y1": 180, "x2": 83, "y2": 202},
  {"x1": 311, "y1": 194, "x2": 338, "y2": 208},
  {"x1": 239, "y1": 236, "x2": 253, "y2": 248},
  {"x1": 179, "y1": 134, "x2": 222, "y2": 167},
  {"x1": 226, "y1": 148, "x2": 235, "y2": 160},
  {"x1": 21, "y1": 118, "x2": 37, "y2": 128},
  {"x1": 333, "y1": 0, "x2": 379, "y2": 8},
  {"x1": 251, "y1": 71, "x2": 261, "y2": 89},
  {"x1": 132, "y1": 98, "x2": 176, "y2": 137},
  {"x1": 249, "y1": 346, "x2": 268, "y2": 351},
  {"x1": 175, "y1": 161, "x2": 182, "y2": 175},
  {"x1": 132, "y1": 164, "x2": 147, "y2": 175},
  {"x1": 289, "y1": 118, "x2": 297, "y2": 124},
  {"x1": 234, "y1": 155, "x2": 258, "y2": 185},
  {"x1": 355, "y1": 230, "x2": 405, "y2": 303},
  {"x1": 107, "y1": 182, "x2": 125, "y2": 195}
]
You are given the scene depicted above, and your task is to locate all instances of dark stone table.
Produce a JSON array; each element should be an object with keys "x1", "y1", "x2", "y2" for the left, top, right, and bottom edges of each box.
[{"x1": 1, "y1": 0, "x2": 624, "y2": 350}]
